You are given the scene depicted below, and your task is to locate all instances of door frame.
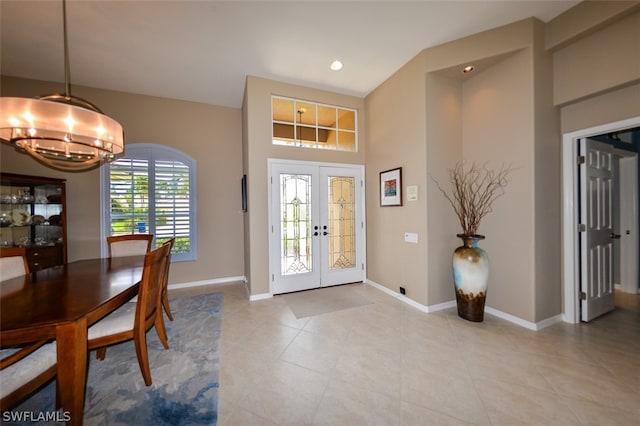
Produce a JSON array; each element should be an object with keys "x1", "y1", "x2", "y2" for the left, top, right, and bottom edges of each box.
[
  {"x1": 618, "y1": 153, "x2": 639, "y2": 294},
  {"x1": 267, "y1": 158, "x2": 366, "y2": 295},
  {"x1": 562, "y1": 116, "x2": 640, "y2": 323}
]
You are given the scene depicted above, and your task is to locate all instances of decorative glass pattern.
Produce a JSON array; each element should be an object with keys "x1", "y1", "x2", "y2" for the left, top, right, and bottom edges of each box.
[
  {"x1": 328, "y1": 176, "x2": 356, "y2": 270},
  {"x1": 280, "y1": 174, "x2": 312, "y2": 275}
]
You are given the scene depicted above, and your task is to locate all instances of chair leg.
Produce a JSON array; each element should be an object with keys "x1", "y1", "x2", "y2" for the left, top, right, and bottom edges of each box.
[
  {"x1": 162, "y1": 289, "x2": 174, "y2": 321},
  {"x1": 96, "y1": 347, "x2": 107, "y2": 360},
  {"x1": 134, "y1": 330, "x2": 152, "y2": 386},
  {"x1": 56, "y1": 379, "x2": 61, "y2": 410},
  {"x1": 155, "y1": 311, "x2": 170, "y2": 350}
]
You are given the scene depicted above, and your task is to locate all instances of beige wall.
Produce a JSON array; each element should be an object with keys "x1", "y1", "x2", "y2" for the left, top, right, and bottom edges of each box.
[
  {"x1": 243, "y1": 76, "x2": 365, "y2": 296},
  {"x1": 553, "y1": 10, "x2": 640, "y2": 106},
  {"x1": 366, "y1": 53, "x2": 429, "y2": 304},
  {"x1": 425, "y1": 73, "x2": 462, "y2": 305},
  {"x1": 545, "y1": 1, "x2": 640, "y2": 51},
  {"x1": 560, "y1": 83, "x2": 640, "y2": 133},
  {"x1": 1, "y1": 76, "x2": 244, "y2": 285},
  {"x1": 367, "y1": 18, "x2": 564, "y2": 323},
  {"x1": 550, "y1": 4, "x2": 640, "y2": 132},
  {"x1": 364, "y1": 3, "x2": 638, "y2": 324},
  {"x1": 460, "y1": 47, "x2": 537, "y2": 321},
  {"x1": 533, "y1": 19, "x2": 563, "y2": 321}
]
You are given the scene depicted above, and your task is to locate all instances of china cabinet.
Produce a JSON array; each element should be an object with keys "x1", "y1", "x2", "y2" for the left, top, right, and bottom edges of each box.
[{"x1": 0, "y1": 173, "x2": 67, "y2": 271}]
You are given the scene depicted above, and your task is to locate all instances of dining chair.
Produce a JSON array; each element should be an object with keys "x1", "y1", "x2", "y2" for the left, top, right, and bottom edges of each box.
[
  {"x1": 0, "y1": 340, "x2": 57, "y2": 410},
  {"x1": 0, "y1": 249, "x2": 30, "y2": 348},
  {"x1": 0, "y1": 248, "x2": 56, "y2": 410},
  {"x1": 0, "y1": 247, "x2": 30, "y2": 281},
  {"x1": 106, "y1": 234, "x2": 153, "y2": 258},
  {"x1": 88, "y1": 243, "x2": 171, "y2": 386},
  {"x1": 159, "y1": 238, "x2": 175, "y2": 322}
]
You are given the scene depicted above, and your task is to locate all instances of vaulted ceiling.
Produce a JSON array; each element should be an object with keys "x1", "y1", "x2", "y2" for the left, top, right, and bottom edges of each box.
[{"x1": 1, "y1": 1, "x2": 580, "y2": 109}]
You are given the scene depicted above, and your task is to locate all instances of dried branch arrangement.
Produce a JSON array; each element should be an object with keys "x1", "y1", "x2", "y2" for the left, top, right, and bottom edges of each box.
[{"x1": 432, "y1": 162, "x2": 512, "y2": 236}]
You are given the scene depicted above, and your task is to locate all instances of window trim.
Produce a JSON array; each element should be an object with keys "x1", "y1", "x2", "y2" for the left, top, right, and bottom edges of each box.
[{"x1": 100, "y1": 143, "x2": 197, "y2": 261}]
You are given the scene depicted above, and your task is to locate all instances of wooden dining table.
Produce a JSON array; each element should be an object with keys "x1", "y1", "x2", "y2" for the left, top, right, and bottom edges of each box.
[{"x1": 0, "y1": 255, "x2": 145, "y2": 425}]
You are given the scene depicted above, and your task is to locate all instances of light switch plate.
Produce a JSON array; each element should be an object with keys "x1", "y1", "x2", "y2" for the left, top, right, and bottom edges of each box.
[
  {"x1": 404, "y1": 232, "x2": 419, "y2": 243},
  {"x1": 406, "y1": 185, "x2": 418, "y2": 201}
]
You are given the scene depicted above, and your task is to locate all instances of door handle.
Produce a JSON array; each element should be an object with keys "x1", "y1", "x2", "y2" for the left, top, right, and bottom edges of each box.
[{"x1": 610, "y1": 232, "x2": 621, "y2": 239}]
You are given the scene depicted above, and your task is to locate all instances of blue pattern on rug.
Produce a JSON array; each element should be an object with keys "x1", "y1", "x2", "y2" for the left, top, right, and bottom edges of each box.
[{"x1": 5, "y1": 292, "x2": 222, "y2": 425}]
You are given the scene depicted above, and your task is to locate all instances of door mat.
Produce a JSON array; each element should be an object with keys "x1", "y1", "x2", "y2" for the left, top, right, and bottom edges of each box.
[{"x1": 282, "y1": 283, "x2": 373, "y2": 319}]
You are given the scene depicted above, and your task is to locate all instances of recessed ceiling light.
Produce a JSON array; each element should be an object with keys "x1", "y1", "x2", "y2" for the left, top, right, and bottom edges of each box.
[
  {"x1": 330, "y1": 60, "x2": 343, "y2": 71},
  {"x1": 462, "y1": 65, "x2": 474, "y2": 73}
]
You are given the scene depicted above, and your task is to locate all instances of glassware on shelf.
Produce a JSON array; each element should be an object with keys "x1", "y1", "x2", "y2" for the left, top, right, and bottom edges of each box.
[{"x1": 0, "y1": 211, "x2": 11, "y2": 227}]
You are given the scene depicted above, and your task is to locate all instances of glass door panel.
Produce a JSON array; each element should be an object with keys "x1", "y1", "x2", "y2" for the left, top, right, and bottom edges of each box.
[
  {"x1": 327, "y1": 176, "x2": 356, "y2": 270},
  {"x1": 320, "y1": 167, "x2": 363, "y2": 287},
  {"x1": 280, "y1": 173, "x2": 313, "y2": 276}
]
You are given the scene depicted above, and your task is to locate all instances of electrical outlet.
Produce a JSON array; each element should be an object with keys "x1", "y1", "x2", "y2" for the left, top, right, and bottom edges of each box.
[{"x1": 399, "y1": 286, "x2": 406, "y2": 295}]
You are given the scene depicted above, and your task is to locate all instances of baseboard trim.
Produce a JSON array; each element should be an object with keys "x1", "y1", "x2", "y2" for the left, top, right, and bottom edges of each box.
[
  {"x1": 364, "y1": 278, "x2": 563, "y2": 331},
  {"x1": 364, "y1": 279, "x2": 455, "y2": 313},
  {"x1": 168, "y1": 275, "x2": 246, "y2": 291},
  {"x1": 249, "y1": 292, "x2": 273, "y2": 302}
]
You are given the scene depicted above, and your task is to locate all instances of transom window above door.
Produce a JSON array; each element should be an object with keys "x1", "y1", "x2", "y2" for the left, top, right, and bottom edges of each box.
[{"x1": 272, "y1": 96, "x2": 357, "y2": 152}]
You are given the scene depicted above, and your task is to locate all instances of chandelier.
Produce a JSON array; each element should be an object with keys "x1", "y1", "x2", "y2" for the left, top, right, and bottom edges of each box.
[{"x1": 0, "y1": 0, "x2": 124, "y2": 171}]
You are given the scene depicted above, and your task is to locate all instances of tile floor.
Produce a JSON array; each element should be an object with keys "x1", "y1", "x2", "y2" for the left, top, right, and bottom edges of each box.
[{"x1": 172, "y1": 283, "x2": 639, "y2": 425}]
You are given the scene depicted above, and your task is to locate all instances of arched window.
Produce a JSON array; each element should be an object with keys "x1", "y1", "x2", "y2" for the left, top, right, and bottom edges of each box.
[{"x1": 100, "y1": 143, "x2": 197, "y2": 261}]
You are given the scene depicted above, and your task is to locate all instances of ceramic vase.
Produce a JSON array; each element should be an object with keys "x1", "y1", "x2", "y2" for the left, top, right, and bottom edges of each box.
[{"x1": 452, "y1": 234, "x2": 489, "y2": 322}]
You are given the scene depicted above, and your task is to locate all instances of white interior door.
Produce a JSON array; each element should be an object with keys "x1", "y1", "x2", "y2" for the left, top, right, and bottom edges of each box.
[
  {"x1": 580, "y1": 138, "x2": 616, "y2": 321},
  {"x1": 270, "y1": 161, "x2": 363, "y2": 294}
]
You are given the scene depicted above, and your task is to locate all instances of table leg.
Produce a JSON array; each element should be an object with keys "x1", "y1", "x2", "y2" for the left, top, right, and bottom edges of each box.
[{"x1": 56, "y1": 318, "x2": 87, "y2": 426}]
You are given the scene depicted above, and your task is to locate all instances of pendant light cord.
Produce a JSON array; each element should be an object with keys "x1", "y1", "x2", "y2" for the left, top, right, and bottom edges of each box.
[
  {"x1": 63, "y1": 0, "x2": 71, "y2": 98},
  {"x1": 40, "y1": 0, "x2": 104, "y2": 113}
]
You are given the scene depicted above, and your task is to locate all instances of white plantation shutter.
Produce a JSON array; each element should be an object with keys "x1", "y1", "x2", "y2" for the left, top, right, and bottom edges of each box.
[
  {"x1": 109, "y1": 158, "x2": 150, "y2": 235},
  {"x1": 154, "y1": 160, "x2": 191, "y2": 247},
  {"x1": 101, "y1": 144, "x2": 197, "y2": 261}
]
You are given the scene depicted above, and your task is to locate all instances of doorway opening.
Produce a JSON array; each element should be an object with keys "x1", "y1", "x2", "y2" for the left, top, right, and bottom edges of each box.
[{"x1": 562, "y1": 117, "x2": 640, "y2": 323}]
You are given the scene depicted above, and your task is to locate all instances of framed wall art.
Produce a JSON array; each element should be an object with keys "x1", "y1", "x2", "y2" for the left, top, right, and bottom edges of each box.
[{"x1": 380, "y1": 167, "x2": 402, "y2": 206}]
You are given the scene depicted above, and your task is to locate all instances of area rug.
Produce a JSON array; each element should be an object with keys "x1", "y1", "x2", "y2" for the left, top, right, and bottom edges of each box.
[
  {"x1": 282, "y1": 283, "x2": 373, "y2": 319},
  {"x1": 5, "y1": 292, "x2": 223, "y2": 426}
]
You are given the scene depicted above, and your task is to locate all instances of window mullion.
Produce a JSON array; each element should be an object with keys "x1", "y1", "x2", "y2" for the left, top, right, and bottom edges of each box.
[{"x1": 148, "y1": 157, "x2": 156, "y2": 245}]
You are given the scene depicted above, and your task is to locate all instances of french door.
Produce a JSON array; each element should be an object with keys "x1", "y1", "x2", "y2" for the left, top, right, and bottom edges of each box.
[{"x1": 269, "y1": 161, "x2": 364, "y2": 294}]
